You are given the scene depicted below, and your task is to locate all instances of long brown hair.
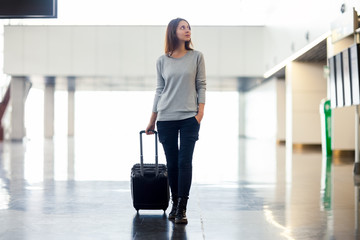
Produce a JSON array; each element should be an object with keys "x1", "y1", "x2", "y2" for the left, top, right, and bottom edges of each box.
[{"x1": 164, "y1": 18, "x2": 193, "y2": 55}]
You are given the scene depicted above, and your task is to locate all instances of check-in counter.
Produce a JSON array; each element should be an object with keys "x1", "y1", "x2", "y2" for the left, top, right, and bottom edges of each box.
[
  {"x1": 329, "y1": 44, "x2": 360, "y2": 109},
  {"x1": 336, "y1": 53, "x2": 345, "y2": 107},
  {"x1": 351, "y1": 44, "x2": 360, "y2": 105},
  {"x1": 342, "y1": 48, "x2": 352, "y2": 107}
]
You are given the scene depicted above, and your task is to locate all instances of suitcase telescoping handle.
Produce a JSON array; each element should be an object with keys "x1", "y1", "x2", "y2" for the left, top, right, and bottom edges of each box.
[{"x1": 139, "y1": 130, "x2": 159, "y2": 177}]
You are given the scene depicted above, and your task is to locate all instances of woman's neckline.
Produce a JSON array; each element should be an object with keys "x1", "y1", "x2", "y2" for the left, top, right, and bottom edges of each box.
[{"x1": 168, "y1": 50, "x2": 190, "y2": 59}]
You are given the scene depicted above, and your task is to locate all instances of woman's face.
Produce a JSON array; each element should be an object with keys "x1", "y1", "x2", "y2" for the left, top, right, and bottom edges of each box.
[{"x1": 176, "y1": 20, "x2": 191, "y2": 42}]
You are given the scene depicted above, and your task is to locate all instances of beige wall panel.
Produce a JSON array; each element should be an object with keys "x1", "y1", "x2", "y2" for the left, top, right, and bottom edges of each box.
[
  {"x1": 191, "y1": 27, "x2": 220, "y2": 77},
  {"x1": 95, "y1": 27, "x2": 122, "y2": 76},
  {"x1": 287, "y1": 62, "x2": 327, "y2": 145},
  {"x1": 292, "y1": 91, "x2": 327, "y2": 112},
  {"x1": 4, "y1": 25, "x2": 266, "y2": 78},
  {"x1": 23, "y1": 27, "x2": 47, "y2": 74},
  {"x1": 243, "y1": 27, "x2": 265, "y2": 76},
  {"x1": 219, "y1": 27, "x2": 245, "y2": 76},
  {"x1": 71, "y1": 27, "x2": 96, "y2": 76},
  {"x1": 48, "y1": 27, "x2": 72, "y2": 75},
  {"x1": 4, "y1": 27, "x2": 24, "y2": 74},
  {"x1": 332, "y1": 107, "x2": 356, "y2": 150},
  {"x1": 144, "y1": 27, "x2": 166, "y2": 76},
  {"x1": 291, "y1": 62, "x2": 327, "y2": 91},
  {"x1": 292, "y1": 112, "x2": 321, "y2": 143},
  {"x1": 119, "y1": 27, "x2": 146, "y2": 77}
]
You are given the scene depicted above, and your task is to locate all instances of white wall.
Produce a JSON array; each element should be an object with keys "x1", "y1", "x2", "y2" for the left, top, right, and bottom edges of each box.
[
  {"x1": 276, "y1": 78, "x2": 286, "y2": 141},
  {"x1": 239, "y1": 77, "x2": 286, "y2": 141},
  {"x1": 243, "y1": 79, "x2": 277, "y2": 139},
  {"x1": 4, "y1": 25, "x2": 265, "y2": 78},
  {"x1": 4, "y1": 26, "x2": 164, "y2": 77},
  {"x1": 192, "y1": 26, "x2": 265, "y2": 77}
]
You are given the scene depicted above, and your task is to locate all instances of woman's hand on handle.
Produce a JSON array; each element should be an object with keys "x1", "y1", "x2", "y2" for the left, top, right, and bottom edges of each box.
[
  {"x1": 145, "y1": 123, "x2": 155, "y2": 135},
  {"x1": 145, "y1": 112, "x2": 158, "y2": 135}
]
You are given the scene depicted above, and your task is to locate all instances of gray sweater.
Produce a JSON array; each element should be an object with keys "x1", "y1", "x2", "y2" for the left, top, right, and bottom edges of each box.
[{"x1": 152, "y1": 50, "x2": 206, "y2": 121}]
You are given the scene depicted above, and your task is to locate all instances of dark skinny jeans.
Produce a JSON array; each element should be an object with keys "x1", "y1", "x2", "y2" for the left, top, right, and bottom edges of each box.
[{"x1": 157, "y1": 117, "x2": 200, "y2": 199}]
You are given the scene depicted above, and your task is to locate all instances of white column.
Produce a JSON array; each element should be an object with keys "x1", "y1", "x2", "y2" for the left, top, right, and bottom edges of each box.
[
  {"x1": 67, "y1": 77, "x2": 75, "y2": 136},
  {"x1": 238, "y1": 91, "x2": 245, "y2": 137},
  {"x1": 67, "y1": 137, "x2": 75, "y2": 180},
  {"x1": 10, "y1": 76, "x2": 27, "y2": 141},
  {"x1": 43, "y1": 139, "x2": 55, "y2": 181},
  {"x1": 44, "y1": 77, "x2": 55, "y2": 138}
]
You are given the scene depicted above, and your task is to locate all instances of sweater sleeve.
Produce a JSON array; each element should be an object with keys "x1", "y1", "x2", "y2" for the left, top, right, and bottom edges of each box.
[
  {"x1": 196, "y1": 52, "x2": 206, "y2": 104},
  {"x1": 152, "y1": 57, "x2": 165, "y2": 113}
]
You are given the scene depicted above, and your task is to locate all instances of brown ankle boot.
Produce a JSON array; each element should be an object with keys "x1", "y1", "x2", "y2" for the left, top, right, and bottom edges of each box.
[
  {"x1": 168, "y1": 195, "x2": 178, "y2": 220},
  {"x1": 175, "y1": 198, "x2": 188, "y2": 224}
]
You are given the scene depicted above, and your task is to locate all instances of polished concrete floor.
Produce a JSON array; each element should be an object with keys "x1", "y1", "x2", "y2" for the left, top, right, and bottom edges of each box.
[
  {"x1": 0, "y1": 137, "x2": 358, "y2": 240},
  {"x1": 0, "y1": 90, "x2": 359, "y2": 239}
]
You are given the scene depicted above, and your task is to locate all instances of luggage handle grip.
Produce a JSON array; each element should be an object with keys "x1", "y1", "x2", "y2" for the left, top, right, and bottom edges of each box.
[{"x1": 139, "y1": 130, "x2": 159, "y2": 177}]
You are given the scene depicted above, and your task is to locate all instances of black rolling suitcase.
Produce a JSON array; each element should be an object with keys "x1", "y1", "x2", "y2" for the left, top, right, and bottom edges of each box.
[{"x1": 131, "y1": 130, "x2": 169, "y2": 212}]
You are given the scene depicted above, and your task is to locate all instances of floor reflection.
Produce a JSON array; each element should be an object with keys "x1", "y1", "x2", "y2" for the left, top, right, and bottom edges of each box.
[
  {"x1": 321, "y1": 157, "x2": 332, "y2": 210},
  {"x1": 171, "y1": 223, "x2": 188, "y2": 240},
  {"x1": 0, "y1": 136, "x2": 357, "y2": 239},
  {"x1": 7, "y1": 142, "x2": 27, "y2": 212},
  {"x1": 0, "y1": 91, "x2": 358, "y2": 239}
]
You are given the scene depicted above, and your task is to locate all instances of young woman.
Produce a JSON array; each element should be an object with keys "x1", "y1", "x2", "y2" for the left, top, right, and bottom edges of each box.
[{"x1": 145, "y1": 18, "x2": 206, "y2": 224}]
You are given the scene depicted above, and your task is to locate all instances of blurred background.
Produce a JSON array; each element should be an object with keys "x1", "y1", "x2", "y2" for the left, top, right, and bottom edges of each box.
[{"x1": 0, "y1": 0, "x2": 360, "y2": 239}]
